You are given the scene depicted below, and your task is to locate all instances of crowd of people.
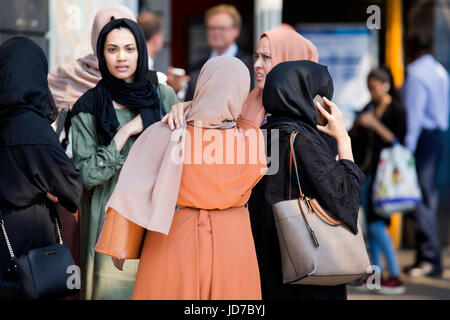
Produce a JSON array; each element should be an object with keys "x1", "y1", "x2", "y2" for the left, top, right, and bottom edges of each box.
[{"x1": 0, "y1": 3, "x2": 448, "y2": 300}]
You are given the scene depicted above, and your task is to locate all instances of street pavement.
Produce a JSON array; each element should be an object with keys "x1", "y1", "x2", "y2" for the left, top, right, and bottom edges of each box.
[{"x1": 348, "y1": 248, "x2": 450, "y2": 300}]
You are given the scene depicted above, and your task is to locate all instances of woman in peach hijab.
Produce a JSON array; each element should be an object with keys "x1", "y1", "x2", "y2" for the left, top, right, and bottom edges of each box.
[
  {"x1": 242, "y1": 27, "x2": 319, "y2": 126},
  {"x1": 166, "y1": 27, "x2": 318, "y2": 130},
  {"x1": 95, "y1": 56, "x2": 267, "y2": 299}
]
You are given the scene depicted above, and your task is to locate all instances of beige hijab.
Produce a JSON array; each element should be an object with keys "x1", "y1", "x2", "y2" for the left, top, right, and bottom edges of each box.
[
  {"x1": 105, "y1": 56, "x2": 250, "y2": 234},
  {"x1": 241, "y1": 27, "x2": 319, "y2": 125},
  {"x1": 48, "y1": 4, "x2": 136, "y2": 111}
]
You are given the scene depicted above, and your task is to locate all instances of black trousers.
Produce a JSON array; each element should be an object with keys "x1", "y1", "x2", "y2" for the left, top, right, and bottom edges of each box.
[{"x1": 410, "y1": 129, "x2": 445, "y2": 270}]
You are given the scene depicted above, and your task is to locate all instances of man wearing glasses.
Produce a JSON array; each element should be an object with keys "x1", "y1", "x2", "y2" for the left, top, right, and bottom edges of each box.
[{"x1": 185, "y1": 4, "x2": 254, "y2": 101}]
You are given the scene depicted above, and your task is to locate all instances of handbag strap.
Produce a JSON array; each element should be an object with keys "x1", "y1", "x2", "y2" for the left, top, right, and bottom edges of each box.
[
  {"x1": 289, "y1": 130, "x2": 304, "y2": 200},
  {"x1": 0, "y1": 207, "x2": 64, "y2": 259},
  {"x1": 0, "y1": 209, "x2": 17, "y2": 259},
  {"x1": 288, "y1": 130, "x2": 341, "y2": 226}
]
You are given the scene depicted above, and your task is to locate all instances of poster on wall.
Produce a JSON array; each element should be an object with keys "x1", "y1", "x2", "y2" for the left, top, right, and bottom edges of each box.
[
  {"x1": 48, "y1": 0, "x2": 138, "y2": 72},
  {"x1": 297, "y1": 24, "x2": 379, "y2": 129}
]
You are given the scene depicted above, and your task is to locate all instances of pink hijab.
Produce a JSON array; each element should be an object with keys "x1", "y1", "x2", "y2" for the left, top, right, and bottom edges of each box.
[
  {"x1": 48, "y1": 4, "x2": 136, "y2": 111},
  {"x1": 241, "y1": 27, "x2": 319, "y2": 126},
  {"x1": 105, "y1": 56, "x2": 250, "y2": 235}
]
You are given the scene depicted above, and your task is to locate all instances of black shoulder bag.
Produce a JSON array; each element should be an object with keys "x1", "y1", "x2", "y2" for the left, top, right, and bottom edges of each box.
[{"x1": 0, "y1": 208, "x2": 79, "y2": 299}]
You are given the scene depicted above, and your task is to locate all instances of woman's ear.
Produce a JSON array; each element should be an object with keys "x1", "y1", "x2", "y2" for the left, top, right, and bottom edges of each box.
[{"x1": 383, "y1": 83, "x2": 390, "y2": 93}]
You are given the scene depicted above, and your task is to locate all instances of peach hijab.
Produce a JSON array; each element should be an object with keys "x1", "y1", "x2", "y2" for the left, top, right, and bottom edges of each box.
[
  {"x1": 105, "y1": 56, "x2": 251, "y2": 235},
  {"x1": 48, "y1": 4, "x2": 136, "y2": 111},
  {"x1": 241, "y1": 27, "x2": 319, "y2": 126}
]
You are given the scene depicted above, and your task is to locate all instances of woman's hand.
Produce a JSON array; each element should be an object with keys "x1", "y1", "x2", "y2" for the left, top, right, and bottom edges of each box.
[
  {"x1": 46, "y1": 192, "x2": 59, "y2": 203},
  {"x1": 112, "y1": 257, "x2": 125, "y2": 271},
  {"x1": 316, "y1": 97, "x2": 354, "y2": 162},
  {"x1": 124, "y1": 114, "x2": 144, "y2": 136},
  {"x1": 316, "y1": 97, "x2": 349, "y2": 142},
  {"x1": 113, "y1": 114, "x2": 144, "y2": 152},
  {"x1": 161, "y1": 102, "x2": 191, "y2": 130}
]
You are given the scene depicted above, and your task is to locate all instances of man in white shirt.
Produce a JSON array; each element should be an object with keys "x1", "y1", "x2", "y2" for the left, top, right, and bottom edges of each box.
[
  {"x1": 137, "y1": 11, "x2": 167, "y2": 84},
  {"x1": 402, "y1": 32, "x2": 449, "y2": 278}
]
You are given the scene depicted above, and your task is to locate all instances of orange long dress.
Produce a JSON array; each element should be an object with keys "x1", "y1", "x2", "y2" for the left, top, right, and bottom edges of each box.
[{"x1": 95, "y1": 116, "x2": 267, "y2": 300}]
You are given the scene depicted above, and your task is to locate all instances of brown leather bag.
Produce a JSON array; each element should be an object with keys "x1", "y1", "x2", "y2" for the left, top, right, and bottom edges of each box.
[{"x1": 272, "y1": 130, "x2": 372, "y2": 286}]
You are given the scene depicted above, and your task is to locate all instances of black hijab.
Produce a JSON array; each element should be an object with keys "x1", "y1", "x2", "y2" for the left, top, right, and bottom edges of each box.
[
  {"x1": 251, "y1": 60, "x2": 363, "y2": 237},
  {"x1": 0, "y1": 37, "x2": 59, "y2": 147},
  {"x1": 70, "y1": 18, "x2": 162, "y2": 145},
  {"x1": 263, "y1": 60, "x2": 334, "y2": 129},
  {"x1": 262, "y1": 60, "x2": 337, "y2": 154}
]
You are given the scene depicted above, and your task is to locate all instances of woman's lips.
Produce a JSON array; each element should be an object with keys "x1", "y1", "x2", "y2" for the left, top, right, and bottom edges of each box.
[{"x1": 116, "y1": 65, "x2": 129, "y2": 72}]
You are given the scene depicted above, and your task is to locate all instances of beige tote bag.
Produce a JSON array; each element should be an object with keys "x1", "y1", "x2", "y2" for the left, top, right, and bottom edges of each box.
[{"x1": 272, "y1": 130, "x2": 372, "y2": 286}]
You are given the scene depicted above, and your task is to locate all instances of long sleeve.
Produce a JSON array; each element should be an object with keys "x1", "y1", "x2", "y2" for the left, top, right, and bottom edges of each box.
[
  {"x1": 71, "y1": 112, "x2": 126, "y2": 190},
  {"x1": 95, "y1": 208, "x2": 145, "y2": 259},
  {"x1": 36, "y1": 145, "x2": 83, "y2": 213},
  {"x1": 294, "y1": 132, "x2": 365, "y2": 234},
  {"x1": 9, "y1": 144, "x2": 82, "y2": 213},
  {"x1": 403, "y1": 75, "x2": 427, "y2": 152}
]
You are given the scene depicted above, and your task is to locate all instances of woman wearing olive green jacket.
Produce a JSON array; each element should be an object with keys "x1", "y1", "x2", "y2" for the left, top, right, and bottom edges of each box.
[{"x1": 70, "y1": 18, "x2": 178, "y2": 300}]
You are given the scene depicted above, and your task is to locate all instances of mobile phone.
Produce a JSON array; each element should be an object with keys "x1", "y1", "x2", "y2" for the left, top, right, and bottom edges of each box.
[
  {"x1": 314, "y1": 95, "x2": 330, "y2": 126},
  {"x1": 171, "y1": 67, "x2": 186, "y2": 77}
]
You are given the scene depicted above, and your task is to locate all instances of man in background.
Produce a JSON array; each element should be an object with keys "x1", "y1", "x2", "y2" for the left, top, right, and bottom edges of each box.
[
  {"x1": 403, "y1": 32, "x2": 449, "y2": 278},
  {"x1": 137, "y1": 11, "x2": 168, "y2": 84},
  {"x1": 184, "y1": 4, "x2": 254, "y2": 101},
  {"x1": 138, "y1": 11, "x2": 164, "y2": 71}
]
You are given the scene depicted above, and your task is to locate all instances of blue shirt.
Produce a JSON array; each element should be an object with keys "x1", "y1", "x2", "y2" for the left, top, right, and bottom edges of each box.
[
  {"x1": 208, "y1": 43, "x2": 238, "y2": 60},
  {"x1": 403, "y1": 54, "x2": 449, "y2": 152}
]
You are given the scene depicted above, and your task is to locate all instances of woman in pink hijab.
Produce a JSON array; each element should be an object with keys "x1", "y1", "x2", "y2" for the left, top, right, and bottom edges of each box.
[
  {"x1": 243, "y1": 27, "x2": 319, "y2": 126},
  {"x1": 165, "y1": 27, "x2": 318, "y2": 129}
]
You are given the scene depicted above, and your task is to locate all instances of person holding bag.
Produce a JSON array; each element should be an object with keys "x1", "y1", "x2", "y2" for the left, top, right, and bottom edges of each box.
[
  {"x1": 248, "y1": 60, "x2": 365, "y2": 300},
  {"x1": 349, "y1": 67, "x2": 407, "y2": 294},
  {"x1": 0, "y1": 37, "x2": 83, "y2": 299}
]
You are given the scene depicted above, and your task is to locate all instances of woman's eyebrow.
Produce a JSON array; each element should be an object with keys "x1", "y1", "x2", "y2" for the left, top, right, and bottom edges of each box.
[{"x1": 105, "y1": 43, "x2": 136, "y2": 47}]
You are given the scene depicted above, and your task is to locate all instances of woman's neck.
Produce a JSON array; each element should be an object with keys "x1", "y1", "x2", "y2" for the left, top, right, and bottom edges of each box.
[
  {"x1": 373, "y1": 94, "x2": 392, "y2": 118},
  {"x1": 113, "y1": 101, "x2": 128, "y2": 110}
]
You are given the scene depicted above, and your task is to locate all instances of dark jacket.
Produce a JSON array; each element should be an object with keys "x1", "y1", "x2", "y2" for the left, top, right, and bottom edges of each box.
[{"x1": 249, "y1": 61, "x2": 365, "y2": 300}]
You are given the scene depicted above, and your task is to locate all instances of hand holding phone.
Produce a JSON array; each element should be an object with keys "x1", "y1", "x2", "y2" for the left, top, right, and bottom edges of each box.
[{"x1": 314, "y1": 95, "x2": 330, "y2": 126}]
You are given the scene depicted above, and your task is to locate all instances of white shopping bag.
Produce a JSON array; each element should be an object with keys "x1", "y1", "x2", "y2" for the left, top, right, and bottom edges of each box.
[{"x1": 372, "y1": 142, "x2": 422, "y2": 218}]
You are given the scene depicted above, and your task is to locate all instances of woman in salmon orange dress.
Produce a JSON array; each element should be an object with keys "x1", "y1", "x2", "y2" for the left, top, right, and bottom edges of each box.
[{"x1": 95, "y1": 56, "x2": 267, "y2": 299}]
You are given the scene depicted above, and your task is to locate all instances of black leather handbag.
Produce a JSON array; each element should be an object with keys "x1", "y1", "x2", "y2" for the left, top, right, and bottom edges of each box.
[{"x1": 0, "y1": 208, "x2": 80, "y2": 299}]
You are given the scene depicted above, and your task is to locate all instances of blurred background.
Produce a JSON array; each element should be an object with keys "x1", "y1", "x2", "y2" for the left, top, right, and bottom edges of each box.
[{"x1": 0, "y1": 0, "x2": 449, "y2": 297}]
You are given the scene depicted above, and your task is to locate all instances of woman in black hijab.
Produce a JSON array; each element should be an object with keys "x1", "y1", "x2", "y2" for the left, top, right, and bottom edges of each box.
[
  {"x1": 0, "y1": 37, "x2": 82, "y2": 282},
  {"x1": 69, "y1": 18, "x2": 178, "y2": 300},
  {"x1": 248, "y1": 60, "x2": 365, "y2": 300}
]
